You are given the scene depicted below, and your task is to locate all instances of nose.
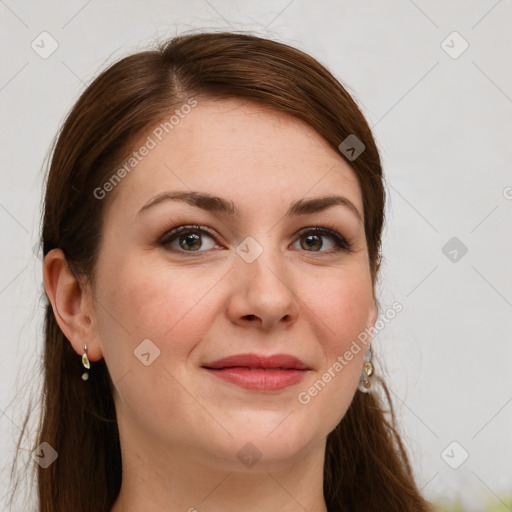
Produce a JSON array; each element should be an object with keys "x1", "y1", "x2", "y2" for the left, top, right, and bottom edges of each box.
[{"x1": 226, "y1": 249, "x2": 300, "y2": 333}]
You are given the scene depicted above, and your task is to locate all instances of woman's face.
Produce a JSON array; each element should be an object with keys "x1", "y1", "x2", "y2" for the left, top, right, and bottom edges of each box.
[{"x1": 89, "y1": 97, "x2": 377, "y2": 471}]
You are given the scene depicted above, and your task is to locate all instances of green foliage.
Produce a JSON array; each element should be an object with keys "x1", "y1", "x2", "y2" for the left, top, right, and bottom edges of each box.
[{"x1": 431, "y1": 496, "x2": 512, "y2": 512}]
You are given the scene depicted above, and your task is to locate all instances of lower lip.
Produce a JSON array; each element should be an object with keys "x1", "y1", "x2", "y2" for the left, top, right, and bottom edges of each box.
[{"x1": 203, "y1": 367, "x2": 308, "y2": 392}]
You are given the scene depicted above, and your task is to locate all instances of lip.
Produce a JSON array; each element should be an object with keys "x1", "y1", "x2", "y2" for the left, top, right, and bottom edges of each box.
[
  {"x1": 202, "y1": 353, "x2": 310, "y2": 370},
  {"x1": 201, "y1": 353, "x2": 311, "y2": 392}
]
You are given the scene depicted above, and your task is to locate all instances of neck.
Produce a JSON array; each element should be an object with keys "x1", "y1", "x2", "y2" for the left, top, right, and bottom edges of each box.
[{"x1": 110, "y1": 431, "x2": 329, "y2": 512}]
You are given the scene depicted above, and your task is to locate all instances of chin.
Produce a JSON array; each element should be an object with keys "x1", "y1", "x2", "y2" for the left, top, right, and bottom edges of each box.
[{"x1": 204, "y1": 422, "x2": 320, "y2": 470}]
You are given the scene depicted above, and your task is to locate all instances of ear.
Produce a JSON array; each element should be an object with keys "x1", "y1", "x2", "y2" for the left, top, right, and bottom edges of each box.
[{"x1": 43, "y1": 248, "x2": 103, "y2": 362}]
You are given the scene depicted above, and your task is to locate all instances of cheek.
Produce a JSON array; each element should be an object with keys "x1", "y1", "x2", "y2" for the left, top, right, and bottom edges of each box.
[
  {"x1": 95, "y1": 257, "x2": 220, "y2": 369},
  {"x1": 302, "y1": 267, "x2": 373, "y2": 400},
  {"x1": 294, "y1": 274, "x2": 373, "y2": 435},
  {"x1": 93, "y1": 258, "x2": 222, "y2": 428},
  {"x1": 311, "y1": 270, "x2": 374, "y2": 349}
]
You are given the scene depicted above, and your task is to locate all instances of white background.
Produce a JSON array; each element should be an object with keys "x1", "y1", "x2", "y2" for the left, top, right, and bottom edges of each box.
[{"x1": 1, "y1": 1, "x2": 511, "y2": 510}]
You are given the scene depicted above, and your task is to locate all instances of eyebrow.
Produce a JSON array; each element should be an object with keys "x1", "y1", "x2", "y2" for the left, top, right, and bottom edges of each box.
[{"x1": 137, "y1": 191, "x2": 363, "y2": 222}]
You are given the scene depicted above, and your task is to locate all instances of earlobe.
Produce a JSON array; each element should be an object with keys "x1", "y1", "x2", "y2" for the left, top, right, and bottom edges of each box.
[{"x1": 42, "y1": 248, "x2": 102, "y2": 362}]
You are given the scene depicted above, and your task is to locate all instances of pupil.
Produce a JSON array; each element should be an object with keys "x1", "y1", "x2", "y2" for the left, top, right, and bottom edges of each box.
[
  {"x1": 180, "y1": 233, "x2": 201, "y2": 250},
  {"x1": 303, "y1": 235, "x2": 321, "y2": 250}
]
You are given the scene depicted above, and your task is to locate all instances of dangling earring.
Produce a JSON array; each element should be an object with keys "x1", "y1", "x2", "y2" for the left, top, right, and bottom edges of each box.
[
  {"x1": 358, "y1": 346, "x2": 374, "y2": 393},
  {"x1": 81, "y1": 345, "x2": 90, "y2": 381}
]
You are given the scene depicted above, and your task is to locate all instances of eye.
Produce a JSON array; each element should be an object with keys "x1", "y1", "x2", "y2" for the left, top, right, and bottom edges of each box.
[
  {"x1": 292, "y1": 227, "x2": 352, "y2": 253},
  {"x1": 159, "y1": 225, "x2": 220, "y2": 253}
]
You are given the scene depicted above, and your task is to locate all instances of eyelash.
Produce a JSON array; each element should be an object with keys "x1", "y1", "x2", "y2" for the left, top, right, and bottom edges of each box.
[{"x1": 158, "y1": 223, "x2": 353, "y2": 256}]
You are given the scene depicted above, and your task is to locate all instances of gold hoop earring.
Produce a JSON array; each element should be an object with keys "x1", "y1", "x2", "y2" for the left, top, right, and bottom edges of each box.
[
  {"x1": 358, "y1": 346, "x2": 374, "y2": 393},
  {"x1": 81, "y1": 345, "x2": 90, "y2": 381}
]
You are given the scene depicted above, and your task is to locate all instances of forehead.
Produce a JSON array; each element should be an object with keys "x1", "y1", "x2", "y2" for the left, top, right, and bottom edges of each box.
[{"x1": 105, "y1": 97, "x2": 363, "y2": 220}]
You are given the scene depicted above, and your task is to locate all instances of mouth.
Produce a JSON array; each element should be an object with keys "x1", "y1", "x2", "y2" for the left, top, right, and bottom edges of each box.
[{"x1": 201, "y1": 353, "x2": 311, "y2": 392}]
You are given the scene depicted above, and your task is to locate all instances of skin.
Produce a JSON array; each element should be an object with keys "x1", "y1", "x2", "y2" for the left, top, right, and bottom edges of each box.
[{"x1": 44, "y1": 98, "x2": 378, "y2": 512}]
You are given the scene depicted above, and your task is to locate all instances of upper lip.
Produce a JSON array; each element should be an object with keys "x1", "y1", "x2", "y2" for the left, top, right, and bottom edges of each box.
[{"x1": 202, "y1": 353, "x2": 311, "y2": 370}]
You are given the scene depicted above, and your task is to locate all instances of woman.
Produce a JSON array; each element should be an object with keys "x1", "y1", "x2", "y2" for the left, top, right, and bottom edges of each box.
[{"x1": 14, "y1": 31, "x2": 433, "y2": 511}]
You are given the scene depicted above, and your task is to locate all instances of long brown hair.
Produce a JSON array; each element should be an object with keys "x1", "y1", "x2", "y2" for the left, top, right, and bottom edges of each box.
[{"x1": 11, "y1": 30, "x2": 434, "y2": 511}]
